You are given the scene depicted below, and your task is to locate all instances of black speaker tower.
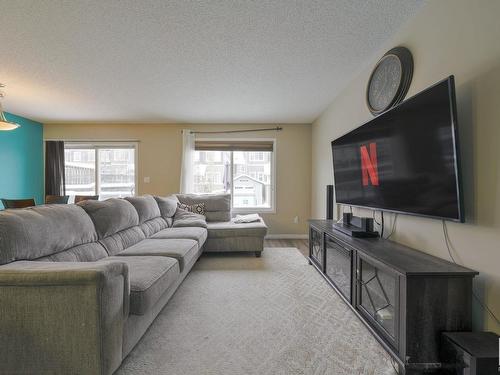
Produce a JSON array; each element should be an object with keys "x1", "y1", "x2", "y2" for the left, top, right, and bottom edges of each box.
[{"x1": 326, "y1": 185, "x2": 334, "y2": 220}]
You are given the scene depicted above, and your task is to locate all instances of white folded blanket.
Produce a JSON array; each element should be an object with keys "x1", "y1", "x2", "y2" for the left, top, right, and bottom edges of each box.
[{"x1": 233, "y1": 214, "x2": 261, "y2": 223}]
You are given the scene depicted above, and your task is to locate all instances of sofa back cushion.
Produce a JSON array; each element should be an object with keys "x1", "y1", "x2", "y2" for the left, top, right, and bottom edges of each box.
[
  {"x1": 35, "y1": 242, "x2": 108, "y2": 262},
  {"x1": 78, "y1": 198, "x2": 139, "y2": 238},
  {"x1": 125, "y1": 195, "x2": 161, "y2": 224},
  {"x1": 176, "y1": 193, "x2": 231, "y2": 222},
  {"x1": 78, "y1": 198, "x2": 150, "y2": 255},
  {"x1": 100, "y1": 226, "x2": 146, "y2": 255},
  {"x1": 0, "y1": 205, "x2": 99, "y2": 265},
  {"x1": 140, "y1": 217, "x2": 169, "y2": 237},
  {"x1": 125, "y1": 195, "x2": 169, "y2": 237}
]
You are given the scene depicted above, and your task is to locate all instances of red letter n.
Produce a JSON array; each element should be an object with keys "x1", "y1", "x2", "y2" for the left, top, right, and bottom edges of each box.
[{"x1": 360, "y1": 143, "x2": 379, "y2": 186}]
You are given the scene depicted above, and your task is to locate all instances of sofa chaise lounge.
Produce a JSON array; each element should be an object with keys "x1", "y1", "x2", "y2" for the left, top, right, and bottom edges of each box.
[{"x1": 0, "y1": 193, "x2": 267, "y2": 374}]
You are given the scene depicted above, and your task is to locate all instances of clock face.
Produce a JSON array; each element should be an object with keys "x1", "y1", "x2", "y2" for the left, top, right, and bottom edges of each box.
[
  {"x1": 367, "y1": 54, "x2": 402, "y2": 113},
  {"x1": 366, "y1": 47, "x2": 413, "y2": 115}
]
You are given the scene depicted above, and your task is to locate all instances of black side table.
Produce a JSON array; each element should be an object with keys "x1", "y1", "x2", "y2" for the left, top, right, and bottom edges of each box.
[{"x1": 441, "y1": 331, "x2": 499, "y2": 375}]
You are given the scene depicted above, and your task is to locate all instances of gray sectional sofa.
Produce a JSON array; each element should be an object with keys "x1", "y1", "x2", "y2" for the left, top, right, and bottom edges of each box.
[
  {"x1": 0, "y1": 193, "x2": 267, "y2": 375},
  {"x1": 176, "y1": 193, "x2": 268, "y2": 257}
]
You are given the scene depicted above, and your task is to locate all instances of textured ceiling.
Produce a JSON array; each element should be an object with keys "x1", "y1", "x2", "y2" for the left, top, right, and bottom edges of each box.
[{"x1": 0, "y1": 1, "x2": 424, "y2": 123}]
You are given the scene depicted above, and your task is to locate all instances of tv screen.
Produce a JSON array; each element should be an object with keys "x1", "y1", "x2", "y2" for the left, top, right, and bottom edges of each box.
[{"x1": 331, "y1": 76, "x2": 463, "y2": 221}]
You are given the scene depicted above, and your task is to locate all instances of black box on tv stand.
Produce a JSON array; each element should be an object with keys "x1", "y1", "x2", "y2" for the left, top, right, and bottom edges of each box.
[{"x1": 332, "y1": 213, "x2": 379, "y2": 238}]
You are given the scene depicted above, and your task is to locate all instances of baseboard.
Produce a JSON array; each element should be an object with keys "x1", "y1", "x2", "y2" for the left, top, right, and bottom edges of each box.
[{"x1": 265, "y1": 234, "x2": 308, "y2": 240}]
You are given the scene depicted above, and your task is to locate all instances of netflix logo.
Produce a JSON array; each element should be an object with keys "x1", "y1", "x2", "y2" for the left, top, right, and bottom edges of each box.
[{"x1": 360, "y1": 142, "x2": 379, "y2": 186}]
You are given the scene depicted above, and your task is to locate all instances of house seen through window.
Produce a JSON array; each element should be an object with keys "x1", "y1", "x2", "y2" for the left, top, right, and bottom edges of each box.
[
  {"x1": 193, "y1": 140, "x2": 275, "y2": 211},
  {"x1": 64, "y1": 143, "x2": 137, "y2": 201}
]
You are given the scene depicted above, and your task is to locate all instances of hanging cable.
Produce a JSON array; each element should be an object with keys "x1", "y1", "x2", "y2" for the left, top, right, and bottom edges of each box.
[
  {"x1": 336, "y1": 204, "x2": 347, "y2": 224},
  {"x1": 373, "y1": 210, "x2": 383, "y2": 237},
  {"x1": 386, "y1": 214, "x2": 398, "y2": 239},
  {"x1": 442, "y1": 220, "x2": 500, "y2": 325},
  {"x1": 380, "y1": 211, "x2": 385, "y2": 238},
  {"x1": 442, "y1": 220, "x2": 458, "y2": 263}
]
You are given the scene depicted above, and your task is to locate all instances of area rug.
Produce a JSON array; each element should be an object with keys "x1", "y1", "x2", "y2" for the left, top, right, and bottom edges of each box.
[{"x1": 116, "y1": 248, "x2": 395, "y2": 375}]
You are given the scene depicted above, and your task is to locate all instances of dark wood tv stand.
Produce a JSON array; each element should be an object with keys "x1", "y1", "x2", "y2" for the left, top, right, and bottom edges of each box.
[{"x1": 308, "y1": 220, "x2": 478, "y2": 374}]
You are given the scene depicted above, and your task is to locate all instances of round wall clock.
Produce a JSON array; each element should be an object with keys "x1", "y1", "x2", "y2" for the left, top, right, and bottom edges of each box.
[{"x1": 366, "y1": 47, "x2": 413, "y2": 115}]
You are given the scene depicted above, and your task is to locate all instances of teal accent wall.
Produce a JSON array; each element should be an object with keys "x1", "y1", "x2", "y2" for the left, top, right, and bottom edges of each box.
[{"x1": 0, "y1": 112, "x2": 43, "y2": 209}]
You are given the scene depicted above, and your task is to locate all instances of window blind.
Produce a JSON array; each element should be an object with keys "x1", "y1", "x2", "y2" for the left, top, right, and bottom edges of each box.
[{"x1": 194, "y1": 140, "x2": 274, "y2": 152}]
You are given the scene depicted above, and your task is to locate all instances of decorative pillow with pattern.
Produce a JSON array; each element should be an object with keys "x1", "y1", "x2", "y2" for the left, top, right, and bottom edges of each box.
[
  {"x1": 177, "y1": 202, "x2": 206, "y2": 216},
  {"x1": 177, "y1": 202, "x2": 191, "y2": 211}
]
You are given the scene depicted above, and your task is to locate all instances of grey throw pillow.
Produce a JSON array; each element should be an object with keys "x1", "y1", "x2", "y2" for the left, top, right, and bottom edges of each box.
[
  {"x1": 172, "y1": 208, "x2": 207, "y2": 228},
  {"x1": 177, "y1": 202, "x2": 206, "y2": 216},
  {"x1": 154, "y1": 196, "x2": 178, "y2": 218}
]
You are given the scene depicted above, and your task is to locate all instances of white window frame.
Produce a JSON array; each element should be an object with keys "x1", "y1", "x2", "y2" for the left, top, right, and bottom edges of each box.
[
  {"x1": 63, "y1": 141, "x2": 139, "y2": 198},
  {"x1": 196, "y1": 138, "x2": 276, "y2": 214},
  {"x1": 249, "y1": 151, "x2": 265, "y2": 162},
  {"x1": 73, "y1": 151, "x2": 82, "y2": 162}
]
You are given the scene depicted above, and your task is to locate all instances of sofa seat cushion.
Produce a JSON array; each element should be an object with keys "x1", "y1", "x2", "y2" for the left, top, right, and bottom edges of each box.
[
  {"x1": 150, "y1": 227, "x2": 208, "y2": 247},
  {"x1": 206, "y1": 218, "x2": 268, "y2": 239},
  {"x1": 116, "y1": 239, "x2": 198, "y2": 272},
  {"x1": 101, "y1": 256, "x2": 179, "y2": 316}
]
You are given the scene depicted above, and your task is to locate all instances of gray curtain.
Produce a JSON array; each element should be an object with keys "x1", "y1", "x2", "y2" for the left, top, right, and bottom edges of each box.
[{"x1": 45, "y1": 141, "x2": 66, "y2": 196}]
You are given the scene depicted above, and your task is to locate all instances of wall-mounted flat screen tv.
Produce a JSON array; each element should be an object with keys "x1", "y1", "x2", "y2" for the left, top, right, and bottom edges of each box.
[{"x1": 331, "y1": 76, "x2": 463, "y2": 221}]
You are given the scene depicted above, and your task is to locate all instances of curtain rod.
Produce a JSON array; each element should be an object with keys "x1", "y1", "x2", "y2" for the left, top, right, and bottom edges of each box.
[
  {"x1": 44, "y1": 139, "x2": 141, "y2": 142},
  {"x1": 190, "y1": 126, "x2": 282, "y2": 134}
]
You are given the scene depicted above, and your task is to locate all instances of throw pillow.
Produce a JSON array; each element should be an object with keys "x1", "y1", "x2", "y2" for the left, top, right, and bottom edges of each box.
[
  {"x1": 154, "y1": 196, "x2": 178, "y2": 218},
  {"x1": 177, "y1": 202, "x2": 191, "y2": 211},
  {"x1": 177, "y1": 202, "x2": 206, "y2": 216},
  {"x1": 191, "y1": 202, "x2": 206, "y2": 216},
  {"x1": 172, "y1": 208, "x2": 208, "y2": 228}
]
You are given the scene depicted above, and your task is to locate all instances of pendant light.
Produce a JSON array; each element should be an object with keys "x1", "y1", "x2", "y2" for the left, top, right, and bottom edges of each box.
[{"x1": 0, "y1": 84, "x2": 20, "y2": 131}]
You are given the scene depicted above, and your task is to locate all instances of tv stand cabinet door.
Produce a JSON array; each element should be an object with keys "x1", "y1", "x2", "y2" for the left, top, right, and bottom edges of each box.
[
  {"x1": 324, "y1": 233, "x2": 354, "y2": 303},
  {"x1": 309, "y1": 225, "x2": 324, "y2": 271},
  {"x1": 355, "y1": 252, "x2": 402, "y2": 354}
]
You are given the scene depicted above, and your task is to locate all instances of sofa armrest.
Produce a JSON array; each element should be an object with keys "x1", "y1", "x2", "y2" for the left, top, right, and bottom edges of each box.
[{"x1": 0, "y1": 261, "x2": 129, "y2": 375}]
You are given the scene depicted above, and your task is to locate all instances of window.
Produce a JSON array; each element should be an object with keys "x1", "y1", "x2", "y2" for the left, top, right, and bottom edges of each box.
[
  {"x1": 64, "y1": 142, "x2": 137, "y2": 201},
  {"x1": 193, "y1": 151, "x2": 231, "y2": 195},
  {"x1": 193, "y1": 140, "x2": 275, "y2": 212},
  {"x1": 249, "y1": 152, "x2": 265, "y2": 162}
]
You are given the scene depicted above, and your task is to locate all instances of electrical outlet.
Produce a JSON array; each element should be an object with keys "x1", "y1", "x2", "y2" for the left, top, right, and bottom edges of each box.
[{"x1": 293, "y1": 216, "x2": 299, "y2": 224}]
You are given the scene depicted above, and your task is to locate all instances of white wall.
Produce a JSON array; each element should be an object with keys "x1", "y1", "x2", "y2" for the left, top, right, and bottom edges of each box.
[{"x1": 311, "y1": 0, "x2": 500, "y2": 333}]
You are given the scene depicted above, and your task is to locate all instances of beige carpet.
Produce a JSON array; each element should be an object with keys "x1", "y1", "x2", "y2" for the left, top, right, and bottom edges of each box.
[{"x1": 116, "y1": 248, "x2": 396, "y2": 375}]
